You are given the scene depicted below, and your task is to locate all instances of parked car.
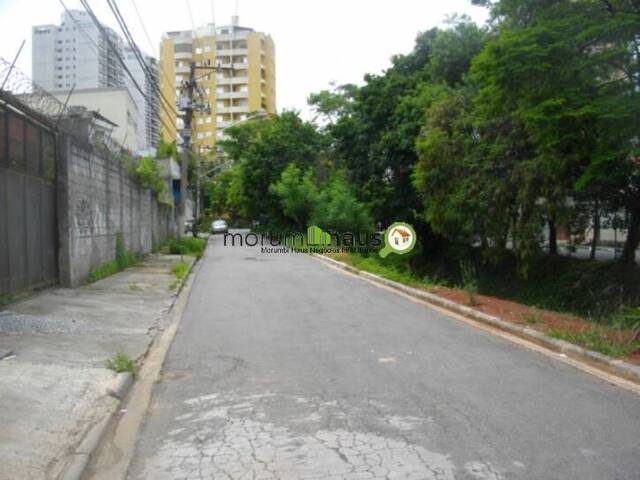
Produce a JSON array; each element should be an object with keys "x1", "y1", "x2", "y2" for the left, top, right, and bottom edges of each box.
[{"x1": 211, "y1": 219, "x2": 228, "y2": 234}]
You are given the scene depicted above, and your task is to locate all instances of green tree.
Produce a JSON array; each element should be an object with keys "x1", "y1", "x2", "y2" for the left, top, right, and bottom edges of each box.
[
  {"x1": 307, "y1": 83, "x2": 357, "y2": 124},
  {"x1": 270, "y1": 164, "x2": 319, "y2": 229},
  {"x1": 312, "y1": 173, "x2": 373, "y2": 233},
  {"x1": 219, "y1": 111, "x2": 327, "y2": 227},
  {"x1": 471, "y1": 0, "x2": 640, "y2": 264}
]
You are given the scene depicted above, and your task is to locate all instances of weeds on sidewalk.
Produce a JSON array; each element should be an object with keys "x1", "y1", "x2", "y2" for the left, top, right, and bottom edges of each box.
[
  {"x1": 106, "y1": 352, "x2": 136, "y2": 375},
  {"x1": 88, "y1": 233, "x2": 139, "y2": 283},
  {"x1": 155, "y1": 237, "x2": 206, "y2": 259},
  {"x1": 169, "y1": 262, "x2": 190, "y2": 290}
]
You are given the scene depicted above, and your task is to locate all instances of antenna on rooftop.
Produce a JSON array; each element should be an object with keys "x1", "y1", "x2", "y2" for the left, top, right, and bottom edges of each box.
[{"x1": 232, "y1": 0, "x2": 239, "y2": 26}]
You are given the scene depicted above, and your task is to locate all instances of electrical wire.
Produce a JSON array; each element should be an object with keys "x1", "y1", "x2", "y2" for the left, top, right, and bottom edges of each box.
[
  {"x1": 57, "y1": 0, "x2": 99, "y2": 57},
  {"x1": 129, "y1": 0, "x2": 175, "y2": 97},
  {"x1": 106, "y1": 0, "x2": 178, "y2": 119},
  {"x1": 78, "y1": 0, "x2": 176, "y2": 137}
]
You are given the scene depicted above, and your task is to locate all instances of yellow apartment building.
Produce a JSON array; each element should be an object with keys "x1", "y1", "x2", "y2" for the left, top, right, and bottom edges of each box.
[{"x1": 159, "y1": 18, "x2": 276, "y2": 154}]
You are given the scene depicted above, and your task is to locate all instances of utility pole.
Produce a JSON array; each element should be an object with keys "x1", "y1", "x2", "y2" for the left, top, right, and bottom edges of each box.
[
  {"x1": 177, "y1": 62, "x2": 195, "y2": 236},
  {"x1": 177, "y1": 59, "x2": 233, "y2": 236}
]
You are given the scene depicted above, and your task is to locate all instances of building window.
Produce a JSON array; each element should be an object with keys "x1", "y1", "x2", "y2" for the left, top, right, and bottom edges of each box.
[{"x1": 174, "y1": 44, "x2": 192, "y2": 53}]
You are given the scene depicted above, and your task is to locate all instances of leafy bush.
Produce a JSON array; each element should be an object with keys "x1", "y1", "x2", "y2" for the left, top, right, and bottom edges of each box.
[
  {"x1": 270, "y1": 164, "x2": 319, "y2": 229},
  {"x1": 123, "y1": 155, "x2": 166, "y2": 195},
  {"x1": 155, "y1": 237, "x2": 207, "y2": 259},
  {"x1": 311, "y1": 173, "x2": 373, "y2": 233}
]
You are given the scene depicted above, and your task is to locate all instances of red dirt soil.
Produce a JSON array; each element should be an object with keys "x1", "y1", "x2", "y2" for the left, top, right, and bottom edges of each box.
[{"x1": 428, "y1": 285, "x2": 640, "y2": 365}]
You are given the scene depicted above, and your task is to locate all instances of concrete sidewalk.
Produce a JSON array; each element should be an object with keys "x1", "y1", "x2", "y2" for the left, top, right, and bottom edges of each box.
[{"x1": 0, "y1": 254, "x2": 194, "y2": 480}]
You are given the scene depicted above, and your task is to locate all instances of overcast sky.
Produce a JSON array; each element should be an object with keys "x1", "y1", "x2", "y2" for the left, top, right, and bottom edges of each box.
[{"x1": 0, "y1": 0, "x2": 488, "y2": 119}]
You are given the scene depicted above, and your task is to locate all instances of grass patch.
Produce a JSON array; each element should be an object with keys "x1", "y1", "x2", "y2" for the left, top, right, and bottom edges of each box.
[
  {"x1": 88, "y1": 233, "x2": 139, "y2": 283},
  {"x1": 525, "y1": 312, "x2": 542, "y2": 325},
  {"x1": 169, "y1": 261, "x2": 191, "y2": 290},
  {"x1": 460, "y1": 260, "x2": 479, "y2": 306},
  {"x1": 155, "y1": 237, "x2": 206, "y2": 259},
  {"x1": 547, "y1": 328, "x2": 640, "y2": 358},
  {"x1": 0, "y1": 293, "x2": 13, "y2": 309},
  {"x1": 129, "y1": 282, "x2": 140, "y2": 291},
  {"x1": 88, "y1": 260, "x2": 120, "y2": 283},
  {"x1": 105, "y1": 352, "x2": 136, "y2": 374}
]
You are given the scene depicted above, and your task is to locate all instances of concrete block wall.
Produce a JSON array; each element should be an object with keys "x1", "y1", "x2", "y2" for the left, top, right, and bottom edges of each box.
[{"x1": 57, "y1": 134, "x2": 177, "y2": 287}]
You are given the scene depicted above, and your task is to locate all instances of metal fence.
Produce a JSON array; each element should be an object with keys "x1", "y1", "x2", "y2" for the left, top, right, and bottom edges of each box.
[{"x1": 0, "y1": 58, "x2": 60, "y2": 295}]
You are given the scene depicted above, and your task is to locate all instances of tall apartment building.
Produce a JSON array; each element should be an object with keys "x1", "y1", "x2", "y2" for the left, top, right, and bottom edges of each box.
[
  {"x1": 124, "y1": 46, "x2": 160, "y2": 151},
  {"x1": 33, "y1": 10, "x2": 159, "y2": 151},
  {"x1": 159, "y1": 18, "x2": 276, "y2": 152},
  {"x1": 32, "y1": 9, "x2": 123, "y2": 91}
]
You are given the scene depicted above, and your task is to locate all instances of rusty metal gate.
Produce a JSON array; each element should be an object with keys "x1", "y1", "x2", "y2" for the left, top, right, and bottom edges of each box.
[{"x1": 0, "y1": 100, "x2": 58, "y2": 295}]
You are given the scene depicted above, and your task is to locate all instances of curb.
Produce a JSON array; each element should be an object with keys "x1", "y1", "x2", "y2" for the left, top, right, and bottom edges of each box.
[
  {"x1": 57, "y1": 254, "x2": 201, "y2": 480},
  {"x1": 59, "y1": 372, "x2": 137, "y2": 480},
  {"x1": 313, "y1": 254, "x2": 640, "y2": 384}
]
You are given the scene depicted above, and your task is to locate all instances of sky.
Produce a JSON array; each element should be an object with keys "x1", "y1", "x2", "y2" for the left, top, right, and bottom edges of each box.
[{"x1": 0, "y1": 0, "x2": 488, "y2": 119}]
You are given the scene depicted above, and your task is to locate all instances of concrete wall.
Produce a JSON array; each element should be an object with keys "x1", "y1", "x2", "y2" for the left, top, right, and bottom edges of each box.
[{"x1": 57, "y1": 132, "x2": 176, "y2": 287}]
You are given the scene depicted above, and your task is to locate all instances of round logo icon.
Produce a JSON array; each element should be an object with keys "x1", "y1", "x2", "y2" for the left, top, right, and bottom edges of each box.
[{"x1": 379, "y1": 222, "x2": 417, "y2": 258}]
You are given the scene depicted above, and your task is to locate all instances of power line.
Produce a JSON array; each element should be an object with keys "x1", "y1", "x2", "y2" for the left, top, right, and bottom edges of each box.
[
  {"x1": 129, "y1": 0, "x2": 175, "y2": 99},
  {"x1": 106, "y1": 0, "x2": 178, "y2": 119},
  {"x1": 78, "y1": 0, "x2": 175, "y2": 138},
  {"x1": 57, "y1": 0, "x2": 99, "y2": 57},
  {"x1": 186, "y1": 0, "x2": 197, "y2": 33}
]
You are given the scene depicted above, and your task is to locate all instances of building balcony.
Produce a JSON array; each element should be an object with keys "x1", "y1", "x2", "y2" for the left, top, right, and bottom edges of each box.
[
  {"x1": 216, "y1": 48, "x2": 248, "y2": 57},
  {"x1": 174, "y1": 51, "x2": 192, "y2": 60},
  {"x1": 216, "y1": 105, "x2": 249, "y2": 114},
  {"x1": 217, "y1": 76, "x2": 249, "y2": 85},
  {"x1": 217, "y1": 91, "x2": 249, "y2": 100}
]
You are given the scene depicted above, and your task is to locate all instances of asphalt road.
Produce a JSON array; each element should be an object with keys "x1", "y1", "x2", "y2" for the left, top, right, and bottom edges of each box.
[{"x1": 127, "y1": 232, "x2": 640, "y2": 480}]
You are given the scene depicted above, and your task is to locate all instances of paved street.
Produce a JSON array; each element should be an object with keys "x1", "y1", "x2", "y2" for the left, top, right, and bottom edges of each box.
[{"x1": 127, "y1": 233, "x2": 640, "y2": 480}]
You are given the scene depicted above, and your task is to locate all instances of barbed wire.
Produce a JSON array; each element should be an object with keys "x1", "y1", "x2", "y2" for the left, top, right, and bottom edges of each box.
[{"x1": 0, "y1": 56, "x2": 68, "y2": 120}]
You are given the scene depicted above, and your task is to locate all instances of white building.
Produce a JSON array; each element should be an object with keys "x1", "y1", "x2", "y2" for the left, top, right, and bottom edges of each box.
[
  {"x1": 33, "y1": 9, "x2": 159, "y2": 152},
  {"x1": 32, "y1": 9, "x2": 123, "y2": 91},
  {"x1": 52, "y1": 87, "x2": 139, "y2": 152},
  {"x1": 124, "y1": 45, "x2": 160, "y2": 152}
]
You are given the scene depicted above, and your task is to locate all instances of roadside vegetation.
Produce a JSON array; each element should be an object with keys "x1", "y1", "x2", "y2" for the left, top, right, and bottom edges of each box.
[
  {"x1": 169, "y1": 262, "x2": 191, "y2": 290},
  {"x1": 105, "y1": 352, "x2": 137, "y2": 375},
  {"x1": 154, "y1": 237, "x2": 207, "y2": 259},
  {"x1": 88, "y1": 233, "x2": 139, "y2": 283},
  {"x1": 330, "y1": 250, "x2": 640, "y2": 358},
  {"x1": 200, "y1": 0, "x2": 639, "y2": 358}
]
